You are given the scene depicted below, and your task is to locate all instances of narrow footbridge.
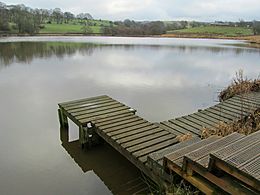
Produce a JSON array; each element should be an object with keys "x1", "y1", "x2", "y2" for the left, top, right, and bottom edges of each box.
[{"x1": 58, "y1": 92, "x2": 260, "y2": 194}]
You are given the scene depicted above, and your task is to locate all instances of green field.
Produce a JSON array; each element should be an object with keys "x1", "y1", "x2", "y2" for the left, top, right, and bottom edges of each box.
[
  {"x1": 168, "y1": 26, "x2": 254, "y2": 37},
  {"x1": 39, "y1": 19, "x2": 112, "y2": 34}
]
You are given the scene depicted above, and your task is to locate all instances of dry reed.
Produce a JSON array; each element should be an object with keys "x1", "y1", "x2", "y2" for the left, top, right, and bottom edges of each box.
[
  {"x1": 219, "y1": 70, "x2": 260, "y2": 102},
  {"x1": 176, "y1": 133, "x2": 193, "y2": 142},
  {"x1": 202, "y1": 108, "x2": 260, "y2": 139}
]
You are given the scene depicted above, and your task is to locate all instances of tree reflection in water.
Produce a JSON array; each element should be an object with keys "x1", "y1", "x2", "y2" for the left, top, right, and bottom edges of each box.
[{"x1": 0, "y1": 42, "x2": 96, "y2": 66}]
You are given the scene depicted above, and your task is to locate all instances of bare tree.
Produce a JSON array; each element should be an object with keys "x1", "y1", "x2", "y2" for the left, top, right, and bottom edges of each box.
[{"x1": 52, "y1": 8, "x2": 63, "y2": 24}]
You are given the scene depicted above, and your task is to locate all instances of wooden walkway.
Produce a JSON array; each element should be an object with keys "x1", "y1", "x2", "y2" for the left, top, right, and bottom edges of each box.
[
  {"x1": 161, "y1": 131, "x2": 260, "y2": 194},
  {"x1": 160, "y1": 92, "x2": 260, "y2": 137},
  {"x1": 58, "y1": 95, "x2": 184, "y2": 182},
  {"x1": 58, "y1": 92, "x2": 260, "y2": 194}
]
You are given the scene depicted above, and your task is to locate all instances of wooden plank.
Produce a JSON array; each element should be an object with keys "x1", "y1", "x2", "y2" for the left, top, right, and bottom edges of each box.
[
  {"x1": 133, "y1": 138, "x2": 179, "y2": 158},
  {"x1": 241, "y1": 155, "x2": 260, "y2": 180},
  {"x1": 161, "y1": 121, "x2": 197, "y2": 136},
  {"x1": 193, "y1": 112, "x2": 222, "y2": 124},
  {"x1": 112, "y1": 123, "x2": 157, "y2": 143},
  {"x1": 66, "y1": 99, "x2": 115, "y2": 111},
  {"x1": 75, "y1": 105, "x2": 130, "y2": 120},
  {"x1": 215, "y1": 104, "x2": 248, "y2": 117},
  {"x1": 164, "y1": 136, "x2": 220, "y2": 168},
  {"x1": 63, "y1": 97, "x2": 111, "y2": 109},
  {"x1": 95, "y1": 114, "x2": 136, "y2": 126},
  {"x1": 93, "y1": 120, "x2": 164, "y2": 186},
  {"x1": 116, "y1": 127, "x2": 164, "y2": 144},
  {"x1": 93, "y1": 112, "x2": 133, "y2": 124},
  {"x1": 69, "y1": 101, "x2": 121, "y2": 113},
  {"x1": 176, "y1": 117, "x2": 204, "y2": 130},
  {"x1": 121, "y1": 131, "x2": 171, "y2": 149},
  {"x1": 59, "y1": 95, "x2": 108, "y2": 106},
  {"x1": 212, "y1": 105, "x2": 245, "y2": 118},
  {"x1": 226, "y1": 97, "x2": 259, "y2": 109},
  {"x1": 235, "y1": 95, "x2": 260, "y2": 104},
  {"x1": 72, "y1": 103, "x2": 126, "y2": 116},
  {"x1": 60, "y1": 107, "x2": 81, "y2": 126},
  {"x1": 169, "y1": 120, "x2": 200, "y2": 135},
  {"x1": 234, "y1": 98, "x2": 260, "y2": 106},
  {"x1": 226, "y1": 103, "x2": 258, "y2": 115},
  {"x1": 231, "y1": 95, "x2": 260, "y2": 103},
  {"x1": 75, "y1": 106, "x2": 129, "y2": 120},
  {"x1": 183, "y1": 133, "x2": 244, "y2": 170},
  {"x1": 164, "y1": 163, "x2": 218, "y2": 195},
  {"x1": 209, "y1": 131, "x2": 260, "y2": 170},
  {"x1": 225, "y1": 142, "x2": 260, "y2": 168},
  {"x1": 186, "y1": 162, "x2": 259, "y2": 195},
  {"x1": 79, "y1": 109, "x2": 134, "y2": 124},
  {"x1": 127, "y1": 134, "x2": 176, "y2": 153},
  {"x1": 237, "y1": 93, "x2": 260, "y2": 100},
  {"x1": 179, "y1": 116, "x2": 213, "y2": 129},
  {"x1": 148, "y1": 137, "x2": 201, "y2": 163},
  {"x1": 98, "y1": 116, "x2": 142, "y2": 130},
  {"x1": 138, "y1": 155, "x2": 149, "y2": 163},
  {"x1": 187, "y1": 114, "x2": 218, "y2": 126},
  {"x1": 159, "y1": 123, "x2": 183, "y2": 136},
  {"x1": 103, "y1": 119, "x2": 148, "y2": 133},
  {"x1": 200, "y1": 108, "x2": 234, "y2": 122},
  {"x1": 213, "y1": 158, "x2": 260, "y2": 192},
  {"x1": 205, "y1": 108, "x2": 236, "y2": 120},
  {"x1": 226, "y1": 101, "x2": 259, "y2": 114},
  {"x1": 218, "y1": 100, "x2": 251, "y2": 114},
  {"x1": 208, "y1": 131, "x2": 260, "y2": 191},
  {"x1": 107, "y1": 122, "x2": 153, "y2": 137}
]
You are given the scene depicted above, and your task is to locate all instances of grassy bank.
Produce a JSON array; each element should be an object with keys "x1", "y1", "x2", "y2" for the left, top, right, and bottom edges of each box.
[
  {"x1": 2, "y1": 19, "x2": 112, "y2": 34},
  {"x1": 39, "y1": 19, "x2": 112, "y2": 34},
  {"x1": 162, "y1": 26, "x2": 260, "y2": 48},
  {"x1": 167, "y1": 26, "x2": 254, "y2": 37}
]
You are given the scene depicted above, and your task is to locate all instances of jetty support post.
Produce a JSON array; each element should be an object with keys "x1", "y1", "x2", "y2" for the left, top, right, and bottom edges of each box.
[
  {"x1": 58, "y1": 108, "x2": 68, "y2": 129},
  {"x1": 79, "y1": 125, "x2": 87, "y2": 148}
]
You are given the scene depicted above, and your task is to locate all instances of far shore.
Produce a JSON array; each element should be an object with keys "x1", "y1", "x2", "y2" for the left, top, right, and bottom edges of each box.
[
  {"x1": 1, "y1": 33, "x2": 260, "y2": 48},
  {"x1": 161, "y1": 33, "x2": 260, "y2": 48}
]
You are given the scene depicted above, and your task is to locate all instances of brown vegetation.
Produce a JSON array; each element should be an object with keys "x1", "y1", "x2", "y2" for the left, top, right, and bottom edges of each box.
[
  {"x1": 219, "y1": 70, "x2": 260, "y2": 102},
  {"x1": 201, "y1": 108, "x2": 260, "y2": 139},
  {"x1": 202, "y1": 72, "x2": 260, "y2": 139},
  {"x1": 176, "y1": 133, "x2": 192, "y2": 142}
]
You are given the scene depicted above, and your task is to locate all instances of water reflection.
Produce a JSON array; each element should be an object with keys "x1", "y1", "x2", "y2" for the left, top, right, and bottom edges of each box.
[
  {"x1": 60, "y1": 127, "x2": 149, "y2": 194},
  {"x1": 0, "y1": 37, "x2": 259, "y2": 195},
  {"x1": 0, "y1": 40, "x2": 259, "y2": 67},
  {"x1": 0, "y1": 42, "x2": 96, "y2": 66}
]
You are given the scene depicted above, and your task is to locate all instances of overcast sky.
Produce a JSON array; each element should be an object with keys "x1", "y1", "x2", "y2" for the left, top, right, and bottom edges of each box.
[{"x1": 3, "y1": 0, "x2": 260, "y2": 21}]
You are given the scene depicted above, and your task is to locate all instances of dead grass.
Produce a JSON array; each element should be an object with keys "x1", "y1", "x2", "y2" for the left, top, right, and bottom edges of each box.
[
  {"x1": 167, "y1": 180, "x2": 200, "y2": 195},
  {"x1": 201, "y1": 108, "x2": 260, "y2": 139},
  {"x1": 176, "y1": 133, "x2": 193, "y2": 142},
  {"x1": 219, "y1": 70, "x2": 260, "y2": 102}
]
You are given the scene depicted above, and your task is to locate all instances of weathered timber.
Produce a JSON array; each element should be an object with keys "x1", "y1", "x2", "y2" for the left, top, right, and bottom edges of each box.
[{"x1": 58, "y1": 92, "x2": 260, "y2": 194}]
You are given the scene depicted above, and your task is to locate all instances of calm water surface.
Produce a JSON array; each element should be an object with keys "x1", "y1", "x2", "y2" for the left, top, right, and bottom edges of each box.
[{"x1": 0, "y1": 36, "x2": 259, "y2": 195}]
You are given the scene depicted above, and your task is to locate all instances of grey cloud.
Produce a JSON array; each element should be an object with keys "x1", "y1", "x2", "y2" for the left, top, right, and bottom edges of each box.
[{"x1": 4, "y1": 0, "x2": 260, "y2": 21}]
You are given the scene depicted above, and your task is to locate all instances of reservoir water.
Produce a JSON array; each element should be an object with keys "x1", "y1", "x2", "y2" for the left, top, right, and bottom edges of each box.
[{"x1": 0, "y1": 36, "x2": 259, "y2": 194}]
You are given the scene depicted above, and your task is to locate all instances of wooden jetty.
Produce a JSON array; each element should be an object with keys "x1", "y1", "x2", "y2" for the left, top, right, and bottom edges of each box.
[
  {"x1": 162, "y1": 131, "x2": 260, "y2": 194},
  {"x1": 58, "y1": 92, "x2": 260, "y2": 194}
]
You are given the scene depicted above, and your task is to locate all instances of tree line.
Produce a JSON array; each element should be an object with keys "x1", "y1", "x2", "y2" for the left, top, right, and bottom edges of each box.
[
  {"x1": 0, "y1": 2, "x2": 93, "y2": 34},
  {"x1": 0, "y1": 2, "x2": 260, "y2": 36},
  {"x1": 102, "y1": 19, "x2": 166, "y2": 36}
]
